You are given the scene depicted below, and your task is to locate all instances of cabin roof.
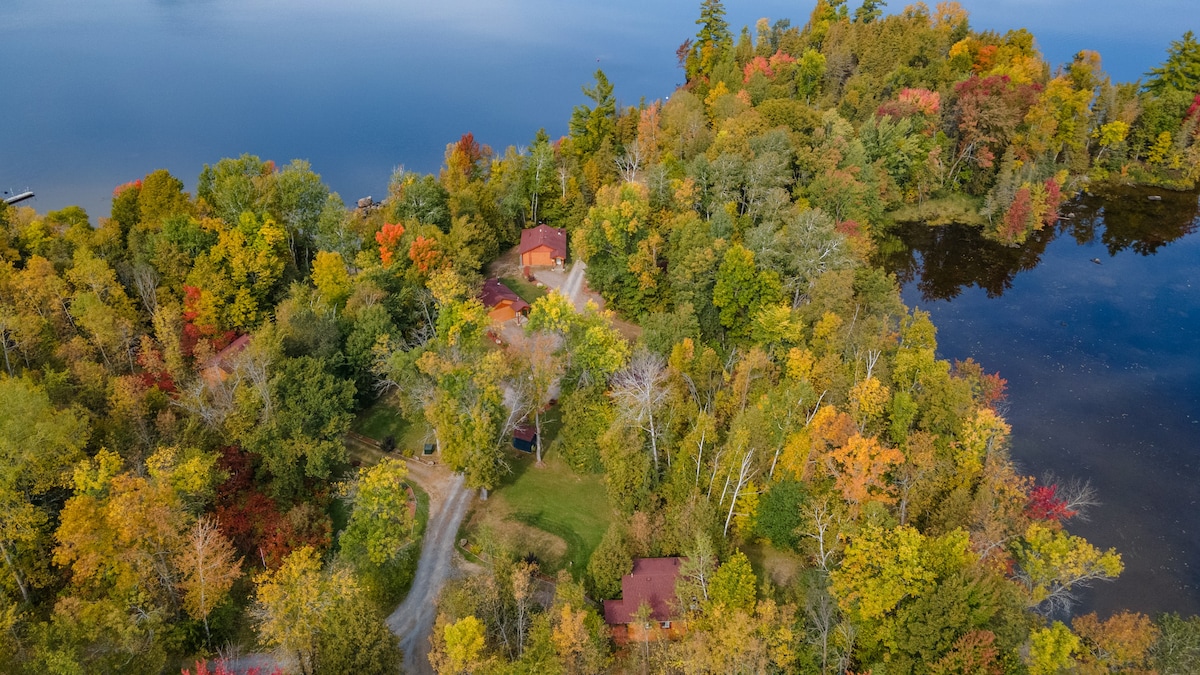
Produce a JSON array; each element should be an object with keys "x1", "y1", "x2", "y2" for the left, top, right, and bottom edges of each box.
[
  {"x1": 603, "y1": 557, "x2": 684, "y2": 624},
  {"x1": 518, "y1": 224, "x2": 567, "y2": 259},
  {"x1": 480, "y1": 278, "x2": 530, "y2": 313},
  {"x1": 206, "y1": 334, "x2": 251, "y2": 374}
]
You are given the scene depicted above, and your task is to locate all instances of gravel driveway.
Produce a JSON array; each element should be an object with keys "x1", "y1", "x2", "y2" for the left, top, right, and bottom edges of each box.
[{"x1": 388, "y1": 467, "x2": 473, "y2": 674}]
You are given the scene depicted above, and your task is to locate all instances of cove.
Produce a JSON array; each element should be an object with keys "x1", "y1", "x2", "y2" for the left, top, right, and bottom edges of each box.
[{"x1": 879, "y1": 186, "x2": 1200, "y2": 616}]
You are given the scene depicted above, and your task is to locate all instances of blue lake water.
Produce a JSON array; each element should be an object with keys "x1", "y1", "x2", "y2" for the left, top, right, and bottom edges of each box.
[
  {"x1": 4, "y1": 0, "x2": 1199, "y2": 616},
  {"x1": 883, "y1": 187, "x2": 1200, "y2": 616},
  {"x1": 1, "y1": 0, "x2": 1193, "y2": 217}
]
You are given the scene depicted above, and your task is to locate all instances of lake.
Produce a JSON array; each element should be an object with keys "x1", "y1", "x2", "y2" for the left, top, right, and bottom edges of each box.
[
  {"x1": 880, "y1": 187, "x2": 1200, "y2": 617},
  {"x1": 1, "y1": 0, "x2": 1192, "y2": 217},
  {"x1": 4, "y1": 0, "x2": 1199, "y2": 616}
]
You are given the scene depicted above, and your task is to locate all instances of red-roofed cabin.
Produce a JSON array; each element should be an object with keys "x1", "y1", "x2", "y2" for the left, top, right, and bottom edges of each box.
[
  {"x1": 480, "y1": 278, "x2": 530, "y2": 324},
  {"x1": 603, "y1": 557, "x2": 688, "y2": 643},
  {"x1": 201, "y1": 334, "x2": 251, "y2": 386},
  {"x1": 519, "y1": 224, "x2": 567, "y2": 269}
]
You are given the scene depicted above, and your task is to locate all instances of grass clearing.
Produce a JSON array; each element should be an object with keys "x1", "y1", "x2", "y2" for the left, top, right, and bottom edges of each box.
[
  {"x1": 501, "y1": 275, "x2": 549, "y2": 304},
  {"x1": 352, "y1": 395, "x2": 432, "y2": 455},
  {"x1": 742, "y1": 541, "x2": 805, "y2": 588},
  {"x1": 463, "y1": 451, "x2": 611, "y2": 576},
  {"x1": 889, "y1": 193, "x2": 986, "y2": 227}
]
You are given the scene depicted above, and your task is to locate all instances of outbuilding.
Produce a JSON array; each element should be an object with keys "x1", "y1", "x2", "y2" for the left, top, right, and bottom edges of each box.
[{"x1": 480, "y1": 278, "x2": 530, "y2": 324}]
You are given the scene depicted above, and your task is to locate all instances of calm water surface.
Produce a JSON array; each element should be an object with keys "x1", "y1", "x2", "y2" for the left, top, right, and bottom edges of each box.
[
  {"x1": 2, "y1": 0, "x2": 1193, "y2": 216},
  {"x1": 881, "y1": 187, "x2": 1200, "y2": 616}
]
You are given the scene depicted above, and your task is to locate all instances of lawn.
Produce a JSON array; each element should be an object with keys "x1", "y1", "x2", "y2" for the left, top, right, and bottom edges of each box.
[
  {"x1": 352, "y1": 395, "x2": 432, "y2": 455},
  {"x1": 501, "y1": 275, "x2": 549, "y2": 305},
  {"x1": 489, "y1": 452, "x2": 612, "y2": 575}
]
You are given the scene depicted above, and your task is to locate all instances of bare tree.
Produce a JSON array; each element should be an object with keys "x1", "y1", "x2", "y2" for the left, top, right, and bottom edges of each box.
[
  {"x1": 805, "y1": 581, "x2": 840, "y2": 675},
  {"x1": 1040, "y1": 472, "x2": 1100, "y2": 521},
  {"x1": 130, "y1": 263, "x2": 161, "y2": 317},
  {"x1": 610, "y1": 350, "x2": 670, "y2": 470},
  {"x1": 803, "y1": 496, "x2": 843, "y2": 573},
  {"x1": 615, "y1": 139, "x2": 647, "y2": 184},
  {"x1": 722, "y1": 447, "x2": 757, "y2": 537},
  {"x1": 523, "y1": 331, "x2": 565, "y2": 464}
]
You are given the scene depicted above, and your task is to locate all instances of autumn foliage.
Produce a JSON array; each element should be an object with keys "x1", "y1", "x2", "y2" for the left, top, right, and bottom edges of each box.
[
  {"x1": 375, "y1": 221, "x2": 406, "y2": 268},
  {"x1": 1025, "y1": 484, "x2": 1078, "y2": 522},
  {"x1": 112, "y1": 178, "x2": 143, "y2": 197},
  {"x1": 212, "y1": 447, "x2": 331, "y2": 569},
  {"x1": 408, "y1": 234, "x2": 441, "y2": 273}
]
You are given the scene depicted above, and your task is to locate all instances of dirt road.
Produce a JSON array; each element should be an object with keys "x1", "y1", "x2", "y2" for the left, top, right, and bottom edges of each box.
[
  {"x1": 228, "y1": 456, "x2": 473, "y2": 675},
  {"x1": 560, "y1": 260, "x2": 588, "y2": 310},
  {"x1": 388, "y1": 466, "x2": 473, "y2": 674}
]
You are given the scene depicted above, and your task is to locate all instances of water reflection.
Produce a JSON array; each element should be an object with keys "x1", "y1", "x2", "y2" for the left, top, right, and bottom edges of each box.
[
  {"x1": 880, "y1": 187, "x2": 1200, "y2": 616},
  {"x1": 1070, "y1": 185, "x2": 1200, "y2": 257},
  {"x1": 879, "y1": 186, "x2": 1200, "y2": 302}
]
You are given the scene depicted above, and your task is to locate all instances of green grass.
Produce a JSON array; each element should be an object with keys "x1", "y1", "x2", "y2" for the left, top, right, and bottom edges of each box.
[
  {"x1": 888, "y1": 193, "x2": 986, "y2": 227},
  {"x1": 493, "y1": 453, "x2": 611, "y2": 574},
  {"x1": 352, "y1": 395, "x2": 432, "y2": 455},
  {"x1": 501, "y1": 275, "x2": 549, "y2": 304}
]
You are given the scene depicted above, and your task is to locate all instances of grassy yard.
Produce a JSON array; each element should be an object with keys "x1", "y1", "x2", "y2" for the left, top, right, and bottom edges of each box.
[
  {"x1": 741, "y1": 540, "x2": 805, "y2": 589},
  {"x1": 465, "y1": 451, "x2": 611, "y2": 577},
  {"x1": 352, "y1": 395, "x2": 432, "y2": 455},
  {"x1": 501, "y1": 275, "x2": 549, "y2": 305}
]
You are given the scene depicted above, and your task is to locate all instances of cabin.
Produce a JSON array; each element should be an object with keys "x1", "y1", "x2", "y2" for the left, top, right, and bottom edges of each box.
[
  {"x1": 480, "y1": 278, "x2": 530, "y2": 324},
  {"x1": 512, "y1": 423, "x2": 536, "y2": 453},
  {"x1": 201, "y1": 334, "x2": 251, "y2": 386},
  {"x1": 518, "y1": 224, "x2": 567, "y2": 269},
  {"x1": 603, "y1": 557, "x2": 687, "y2": 643}
]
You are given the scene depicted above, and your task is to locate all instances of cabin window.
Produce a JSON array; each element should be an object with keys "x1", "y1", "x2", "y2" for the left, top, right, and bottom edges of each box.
[{"x1": 660, "y1": 621, "x2": 671, "y2": 629}]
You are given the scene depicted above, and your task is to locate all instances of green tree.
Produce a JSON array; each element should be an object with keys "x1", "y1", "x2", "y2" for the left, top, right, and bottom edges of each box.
[
  {"x1": 569, "y1": 70, "x2": 617, "y2": 157},
  {"x1": 338, "y1": 458, "x2": 416, "y2": 566},
  {"x1": 198, "y1": 153, "x2": 275, "y2": 225},
  {"x1": 1145, "y1": 31, "x2": 1200, "y2": 96},
  {"x1": 276, "y1": 159, "x2": 332, "y2": 271},
  {"x1": 0, "y1": 377, "x2": 89, "y2": 603},
  {"x1": 712, "y1": 243, "x2": 781, "y2": 340},
  {"x1": 313, "y1": 591, "x2": 402, "y2": 675},
  {"x1": 254, "y1": 546, "x2": 395, "y2": 675},
  {"x1": 755, "y1": 479, "x2": 805, "y2": 549},
  {"x1": 708, "y1": 550, "x2": 757, "y2": 612},
  {"x1": 687, "y1": 0, "x2": 733, "y2": 81},
  {"x1": 588, "y1": 523, "x2": 633, "y2": 599},
  {"x1": 243, "y1": 356, "x2": 356, "y2": 498}
]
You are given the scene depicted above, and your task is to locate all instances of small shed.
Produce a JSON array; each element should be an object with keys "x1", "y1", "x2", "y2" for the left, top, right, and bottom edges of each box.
[
  {"x1": 518, "y1": 224, "x2": 567, "y2": 269},
  {"x1": 512, "y1": 424, "x2": 537, "y2": 452},
  {"x1": 480, "y1": 278, "x2": 530, "y2": 324}
]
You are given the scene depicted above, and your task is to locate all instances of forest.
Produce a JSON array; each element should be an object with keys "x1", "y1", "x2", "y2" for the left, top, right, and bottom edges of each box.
[{"x1": 2, "y1": 0, "x2": 1200, "y2": 673}]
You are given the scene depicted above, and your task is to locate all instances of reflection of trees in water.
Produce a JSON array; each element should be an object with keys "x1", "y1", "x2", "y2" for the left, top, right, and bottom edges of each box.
[
  {"x1": 1067, "y1": 186, "x2": 1200, "y2": 257},
  {"x1": 877, "y1": 188, "x2": 1200, "y2": 302},
  {"x1": 877, "y1": 221, "x2": 1052, "y2": 301}
]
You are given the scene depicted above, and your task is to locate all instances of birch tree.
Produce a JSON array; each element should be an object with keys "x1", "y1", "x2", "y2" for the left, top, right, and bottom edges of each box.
[{"x1": 610, "y1": 350, "x2": 670, "y2": 471}]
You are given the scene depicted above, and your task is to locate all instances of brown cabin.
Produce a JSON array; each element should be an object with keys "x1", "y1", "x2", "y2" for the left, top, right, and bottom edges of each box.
[
  {"x1": 480, "y1": 278, "x2": 530, "y2": 324},
  {"x1": 201, "y1": 334, "x2": 251, "y2": 386},
  {"x1": 518, "y1": 224, "x2": 567, "y2": 269},
  {"x1": 603, "y1": 557, "x2": 688, "y2": 643}
]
